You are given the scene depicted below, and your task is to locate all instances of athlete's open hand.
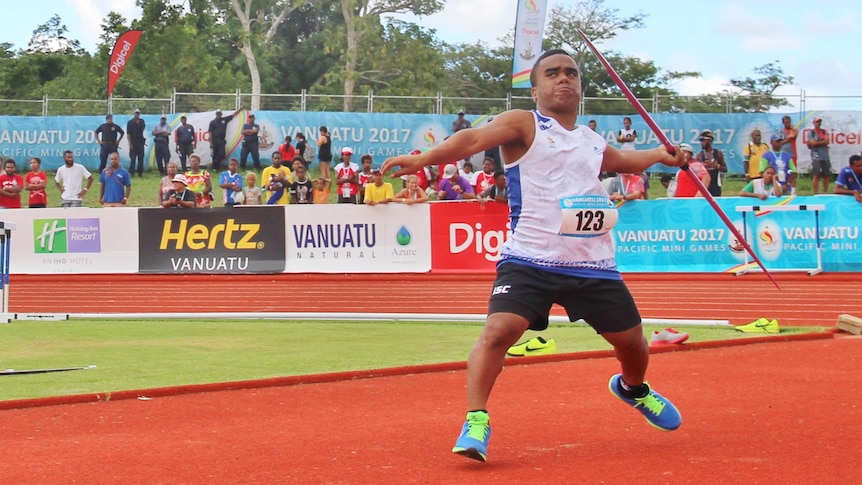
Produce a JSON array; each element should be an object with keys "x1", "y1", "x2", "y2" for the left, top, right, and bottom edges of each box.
[{"x1": 381, "y1": 154, "x2": 424, "y2": 178}]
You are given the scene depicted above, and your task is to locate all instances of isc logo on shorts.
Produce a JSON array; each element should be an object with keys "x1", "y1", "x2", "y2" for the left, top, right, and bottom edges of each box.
[{"x1": 492, "y1": 285, "x2": 511, "y2": 295}]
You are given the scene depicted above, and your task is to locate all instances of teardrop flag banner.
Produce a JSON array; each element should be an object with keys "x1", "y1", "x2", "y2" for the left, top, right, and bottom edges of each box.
[{"x1": 107, "y1": 29, "x2": 143, "y2": 98}]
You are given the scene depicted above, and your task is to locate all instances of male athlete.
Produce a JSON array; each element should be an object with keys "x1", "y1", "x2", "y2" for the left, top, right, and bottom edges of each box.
[{"x1": 382, "y1": 49, "x2": 685, "y2": 462}]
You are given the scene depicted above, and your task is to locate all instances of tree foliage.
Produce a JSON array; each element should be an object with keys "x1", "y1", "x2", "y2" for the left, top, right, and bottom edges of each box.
[{"x1": 0, "y1": 1, "x2": 795, "y2": 116}]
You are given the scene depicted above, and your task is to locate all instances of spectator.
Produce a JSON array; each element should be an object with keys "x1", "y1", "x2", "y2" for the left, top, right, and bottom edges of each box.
[
  {"x1": 317, "y1": 126, "x2": 333, "y2": 181},
  {"x1": 151, "y1": 115, "x2": 171, "y2": 175},
  {"x1": 161, "y1": 174, "x2": 196, "y2": 208},
  {"x1": 262, "y1": 152, "x2": 291, "y2": 205},
  {"x1": 313, "y1": 177, "x2": 331, "y2": 204},
  {"x1": 674, "y1": 143, "x2": 710, "y2": 198},
  {"x1": 696, "y1": 130, "x2": 726, "y2": 196},
  {"x1": 616, "y1": 116, "x2": 636, "y2": 150},
  {"x1": 660, "y1": 173, "x2": 676, "y2": 198},
  {"x1": 401, "y1": 149, "x2": 433, "y2": 194},
  {"x1": 242, "y1": 172, "x2": 263, "y2": 205},
  {"x1": 99, "y1": 152, "x2": 132, "y2": 207},
  {"x1": 174, "y1": 116, "x2": 195, "y2": 171},
  {"x1": 363, "y1": 168, "x2": 394, "y2": 205},
  {"x1": 588, "y1": 119, "x2": 598, "y2": 132},
  {"x1": 24, "y1": 157, "x2": 48, "y2": 208},
  {"x1": 460, "y1": 161, "x2": 477, "y2": 187},
  {"x1": 95, "y1": 113, "x2": 124, "y2": 173},
  {"x1": 438, "y1": 164, "x2": 476, "y2": 201},
  {"x1": 219, "y1": 158, "x2": 243, "y2": 206},
  {"x1": 452, "y1": 110, "x2": 472, "y2": 133},
  {"x1": 208, "y1": 107, "x2": 242, "y2": 172},
  {"x1": 834, "y1": 154, "x2": 862, "y2": 203},
  {"x1": 277, "y1": 135, "x2": 297, "y2": 163},
  {"x1": 743, "y1": 129, "x2": 769, "y2": 181},
  {"x1": 608, "y1": 172, "x2": 645, "y2": 201},
  {"x1": 357, "y1": 154, "x2": 374, "y2": 204},
  {"x1": 479, "y1": 171, "x2": 508, "y2": 203},
  {"x1": 295, "y1": 133, "x2": 314, "y2": 169},
  {"x1": 760, "y1": 134, "x2": 796, "y2": 195},
  {"x1": 0, "y1": 158, "x2": 23, "y2": 209},
  {"x1": 158, "y1": 161, "x2": 179, "y2": 205},
  {"x1": 739, "y1": 166, "x2": 784, "y2": 200},
  {"x1": 474, "y1": 157, "x2": 496, "y2": 194},
  {"x1": 290, "y1": 165, "x2": 314, "y2": 204},
  {"x1": 393, "y1": 174, "x2": 429, "y2": 204},
  {"x1": 334, "y1": 147, "x2": 360, "y2": 204},
  {"x1": 126, "y1": 108, "x2": 146, "y2": 177},
  {"x1": 780, "y1": 115, "x2": 799, "y2": 164},
  {"x1": 185, "y1": 154, "x2": 213, "y2": 208},
  {"x1": 808, "y1": 117, "x2": 831, "y2": 194},
  {"x1": 55, "y1": 150, "x2": 94, "y2": 208},
  {"x1": 291, "y1": 156, "x2": 305, "y2": 175},
  {"x1": 240, "y1": 113, "x2": 261, "y2": 170}
]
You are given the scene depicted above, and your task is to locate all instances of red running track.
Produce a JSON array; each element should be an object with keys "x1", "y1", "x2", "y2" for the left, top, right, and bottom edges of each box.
[
  {"x1": 0, "y1": 336, "x2": 859, "y2": 484},
  {"x1": 9, "y1": 272, "x2": 860, "y2": 327}
]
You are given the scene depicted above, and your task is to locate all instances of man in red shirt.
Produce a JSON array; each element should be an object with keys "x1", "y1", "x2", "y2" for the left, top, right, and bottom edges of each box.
[
  {"x1": 0, "y1": 158, "x2": 24, "y2": 209},
  {"x1": 24, "y1": 157, "x2": 48, "y2": 208},
  {"x1": 674, "y1": 143, "x2": 710, "y2": 198}
]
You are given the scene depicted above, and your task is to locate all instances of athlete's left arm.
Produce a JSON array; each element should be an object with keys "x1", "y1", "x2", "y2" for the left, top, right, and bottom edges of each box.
[{"x1": 602, "y1": 145, "x2": 683, "y2": 173}]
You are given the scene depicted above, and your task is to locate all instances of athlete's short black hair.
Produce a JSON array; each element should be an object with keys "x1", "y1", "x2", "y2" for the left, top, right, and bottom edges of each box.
[{"x1": 529, "y1": 49, "x2": 574, "y2": 86}]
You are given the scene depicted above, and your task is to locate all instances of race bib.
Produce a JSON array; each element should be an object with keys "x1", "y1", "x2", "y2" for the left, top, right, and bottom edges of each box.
[{"x1": 559, "y1": 195, "x2": 618, "y2": 238}]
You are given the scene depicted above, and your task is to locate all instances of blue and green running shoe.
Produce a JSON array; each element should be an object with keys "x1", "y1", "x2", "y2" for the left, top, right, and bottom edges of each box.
[
  {"x1": 608, "y1": 374, "x2": 682, "y2": 431},
  {"x1": 452, "y1": 410, "x2": 491, "y2": 462}
]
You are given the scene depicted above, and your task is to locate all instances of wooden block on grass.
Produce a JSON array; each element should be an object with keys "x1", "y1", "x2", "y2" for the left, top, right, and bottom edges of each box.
[{"x1": 836, "y1": 314, "x2": 862, "y2": 335}]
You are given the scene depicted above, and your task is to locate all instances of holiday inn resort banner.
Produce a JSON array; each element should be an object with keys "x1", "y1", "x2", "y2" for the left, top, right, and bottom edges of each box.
[{"x1": 1, "y1": 110, "x2": 861, "y2": 175}]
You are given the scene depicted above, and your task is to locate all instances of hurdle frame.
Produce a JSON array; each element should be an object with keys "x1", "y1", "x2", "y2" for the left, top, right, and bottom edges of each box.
[
  {"x1": 0, "y1": 221, "x2": 16, "y2": 323},
  {"x1": 734, "y1": 204, "x2": 826, "y2": 276}
]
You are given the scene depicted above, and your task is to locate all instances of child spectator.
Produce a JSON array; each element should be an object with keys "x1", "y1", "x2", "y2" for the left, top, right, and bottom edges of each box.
[
  {"x1": 313, "y1": 177, "x2": 331, "y2": 204},
  {"x1": 393, "y1": 174, "x2": 429, "y2": 204},
  {"x1": 363, "y1": 168, "x2": 394, "y2": 205},
  {"x1": 25, "y1": 157, "x2": 48, "y2": 208},
  {"x1": 290, "y1": 165, "x2": 314, "y2": 204},
  {"x1": 242, "y1": 172, "x2": 263, "y2": 205},
  {"x1": 473, "y1": 157, "x2": 496, "y2": 194},
  {"x1": 357, "y1": 154, "x2": 374, "y2": 204}
]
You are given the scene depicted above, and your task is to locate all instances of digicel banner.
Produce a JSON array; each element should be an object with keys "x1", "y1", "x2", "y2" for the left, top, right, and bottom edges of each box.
[{"x1": 430, "y1": 201, "x2": 510, "y2": 273}]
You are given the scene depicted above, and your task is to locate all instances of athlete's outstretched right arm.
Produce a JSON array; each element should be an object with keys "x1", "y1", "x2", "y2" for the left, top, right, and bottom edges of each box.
[{"x1": 382, "y1": 110, "x2": 533, "y2": 177}]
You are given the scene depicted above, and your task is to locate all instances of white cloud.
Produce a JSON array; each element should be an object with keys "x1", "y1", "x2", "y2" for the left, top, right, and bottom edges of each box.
[
  {"x1": 387, "y1": 0, "x2": 517, "y2": 46},
  {"x1": 675, "y1": 75, "x2": 732, "y2": 96},
  {"x1": 66, "y1": 0, "x2": 142, "y2": 48}
]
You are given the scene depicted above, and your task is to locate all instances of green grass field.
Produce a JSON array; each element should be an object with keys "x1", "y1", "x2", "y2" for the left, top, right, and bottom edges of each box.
[{"x1": 0, "y1": 319, "x2": 825, "y2": 401}]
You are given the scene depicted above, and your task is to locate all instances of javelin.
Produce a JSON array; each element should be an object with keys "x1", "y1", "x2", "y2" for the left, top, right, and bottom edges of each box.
[{"x1": 578, "y1": 31, "x2": 779, "y2": 289}]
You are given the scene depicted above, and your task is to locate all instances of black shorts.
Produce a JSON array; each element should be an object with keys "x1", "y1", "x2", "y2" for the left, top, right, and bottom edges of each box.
[{"x1": 488, "y1": 262, "x2": 641, "y2": 333}]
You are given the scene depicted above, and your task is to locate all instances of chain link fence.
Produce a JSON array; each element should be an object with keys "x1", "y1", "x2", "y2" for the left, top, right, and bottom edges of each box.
[{"x1": 3, "y1": 89, "x2": 845, "y2": 117}]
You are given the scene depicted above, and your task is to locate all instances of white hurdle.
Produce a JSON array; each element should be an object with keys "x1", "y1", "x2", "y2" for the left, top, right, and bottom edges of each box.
[
  {"x1": 735, "y1": 204, "x2": 826, "y2": 276},
  {"x1": 0, "y1": 221, "x2": 16, "y2": 323}
]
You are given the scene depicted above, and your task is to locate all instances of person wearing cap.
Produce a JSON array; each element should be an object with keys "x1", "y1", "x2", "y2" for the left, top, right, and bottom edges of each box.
[
  {"x1": 174, "y1": 116, "x2": 196, "y2": 171},
  {"x1": 363, "y1": 168, "x2": 394, "y2": 205},
  {"x1": 673, "y1": 143, "x2": 710, "y2": 198},
  {"x1": 759, "y1": 133, "x2": 796, "y2": 195},
  {"x1": 742, "y1": 129, "x2": 770, "y2": 181},
  {"x1": 834, "y1": 154, "x2": 862, "y2": 203},
  {"x1": 240, "y1": 113, "x2": 261, "y2": 170},
  {"x1": 126, "y1": 108, "x2": 146, "y2": 177},
  {"x1": 95, "y1": 113, "x2": 125, "y2": 173},
  {"x1": 334, "y1": 147, "x2": 360, "y2": 203},
  {"x1": 151, "y1": 115, "x2": 171, "y2": 175},
  {"x1": 209, "y1": 107, "x2": 242, "y2": 172},
  {"x1": 437, "y1": 163, "x2": 476, "y2": 201},
  {"x1": 452, "y1": 110, "x2": 472, "y2": 133},
  {"x1": 161, "y1": 173, "x2": 196, "y2": 208},
  {"x1": 695, "y1": 130, "x2": 726, "y2": 196},
  {"x1": 807, "y1": 117, "x2": 831, "y2": 194}
]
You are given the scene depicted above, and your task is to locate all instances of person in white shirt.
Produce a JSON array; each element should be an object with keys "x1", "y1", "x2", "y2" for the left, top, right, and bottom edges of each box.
[{"x1": 54, "y1": 150, "x2": 94, "y2": 207}]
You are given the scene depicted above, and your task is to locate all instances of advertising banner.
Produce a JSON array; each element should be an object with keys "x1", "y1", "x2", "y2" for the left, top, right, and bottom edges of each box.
[
  {"x1": 138, "y1": 206, "x2": 286, "y2": 273},
  {"x1": 284, "y1": 204, "x2": 431, "y2": 273},
  {"x1": 2, "y1": 111, "x2": 860, "y2": 175},
  {"x1": 511, "y1": 0, "x2": 548, "y2": 88},
  {"x1": 2, "y1": 207, "x2": 139, "y2": 274},
  {"x1": 429, "y1": 201, "x2": 510, "y2": 272}
]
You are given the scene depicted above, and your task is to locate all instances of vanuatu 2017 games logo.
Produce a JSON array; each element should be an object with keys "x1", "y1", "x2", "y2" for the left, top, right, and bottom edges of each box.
[{"x1": 33, "y1": 219, "x2": 102, "y2": 254}]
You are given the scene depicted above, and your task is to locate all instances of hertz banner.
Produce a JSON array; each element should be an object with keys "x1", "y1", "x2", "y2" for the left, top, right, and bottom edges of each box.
[{"x1": 138, "y1": 206, "x2": 286, "y2": 274}]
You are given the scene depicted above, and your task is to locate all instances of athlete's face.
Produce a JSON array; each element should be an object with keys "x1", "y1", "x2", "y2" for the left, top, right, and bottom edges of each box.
[{"x1": 531, "y1": 54, "x2": 581, "y2": 112}]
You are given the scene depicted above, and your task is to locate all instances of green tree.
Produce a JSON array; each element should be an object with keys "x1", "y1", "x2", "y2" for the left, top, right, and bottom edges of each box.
[{"x1": 728, "y1": 62, "x2": 794, "y2": 113}]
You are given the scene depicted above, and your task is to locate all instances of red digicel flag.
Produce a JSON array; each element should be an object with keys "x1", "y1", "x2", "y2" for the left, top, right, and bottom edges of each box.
[{"x1": 107, "y1": 30, "x2": 143, "y2": 98}]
